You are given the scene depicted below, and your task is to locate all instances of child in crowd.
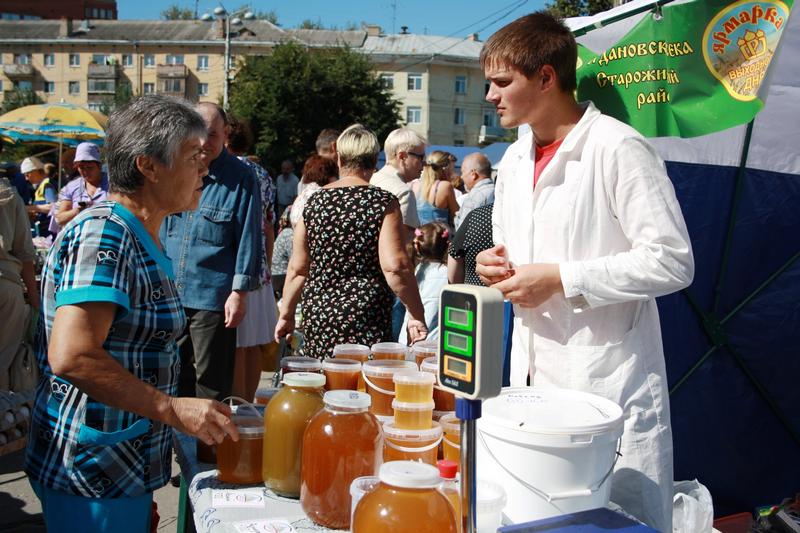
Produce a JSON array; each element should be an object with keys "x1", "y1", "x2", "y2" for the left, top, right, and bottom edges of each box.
[{"x1": 399, "y1": 221, "x2": 450, "y2": 344}]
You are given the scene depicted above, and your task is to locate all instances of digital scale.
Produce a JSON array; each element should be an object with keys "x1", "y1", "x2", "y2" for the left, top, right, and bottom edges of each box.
[{"x1": 438, "y1": 284, "x2": 505, "y2": 533}]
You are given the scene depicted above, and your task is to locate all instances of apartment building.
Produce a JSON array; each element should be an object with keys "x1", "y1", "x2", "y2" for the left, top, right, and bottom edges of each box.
[
  {"x1": 1, "y1": 0, "x2": 117, "y2": 21},
  {"x1": 0, "y1": 19, "x2": 501, "y2": 145}
]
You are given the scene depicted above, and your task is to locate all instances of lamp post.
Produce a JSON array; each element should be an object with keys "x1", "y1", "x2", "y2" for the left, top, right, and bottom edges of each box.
[{"x1": 202, "y1": 4, "x2": 254, "y2": 110}]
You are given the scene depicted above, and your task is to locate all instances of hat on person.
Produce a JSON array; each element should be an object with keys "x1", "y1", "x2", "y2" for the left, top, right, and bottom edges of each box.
[
  {"x1": 74, "y1": 142, "x2": 101, "y2": 163},
  {"x1": 20, "y1": 156, "x2": 44, "y2": 174}
]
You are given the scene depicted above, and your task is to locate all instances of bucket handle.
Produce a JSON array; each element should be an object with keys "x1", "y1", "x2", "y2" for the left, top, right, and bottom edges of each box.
[
  {"x1": 221, "y1": 396, "x2": 263, "y2": 420},
  {"x1": 385, "y1": 434, "x2": 443, "y2": 454},
  {"x1": 361, "y1": 370, "x2": 395, "y2": 397},
  {"x1": 476, "y1": 428, "x2": 621, "y2": 502}
]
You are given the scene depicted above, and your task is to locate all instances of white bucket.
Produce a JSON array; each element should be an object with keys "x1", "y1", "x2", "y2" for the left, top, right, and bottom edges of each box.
[{"x1": 476, "y1": 387, "x2": 624, "y2": 524}]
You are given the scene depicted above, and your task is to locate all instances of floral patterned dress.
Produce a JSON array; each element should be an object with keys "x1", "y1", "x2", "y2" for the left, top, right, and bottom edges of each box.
[{"x1": 300, "y1": 185, "x2": 396, "y2": 359}]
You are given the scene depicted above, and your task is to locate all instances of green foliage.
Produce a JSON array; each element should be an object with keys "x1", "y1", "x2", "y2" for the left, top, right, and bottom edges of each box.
[
  {"x1": 161, "y1": 4, "x2": 194, "y2": 20},
  {"x1": 258, "y1": 9, "x2": 280, "y2": 25},
  {"x1": 1, "y1": 89, "x2": 43, "y2": 114},
  {"x1": 298, "y1": 18, "x2": 325, "y2": 30},
  {"x1": 229, "y1": 42, "x2": 400, "y2": 169},
  {"x1": 98, "y1": 82, "x2": 133, "y2": 116},
  {"x1": 547, "y1": 0, "x2": 613, "y2": 17}
]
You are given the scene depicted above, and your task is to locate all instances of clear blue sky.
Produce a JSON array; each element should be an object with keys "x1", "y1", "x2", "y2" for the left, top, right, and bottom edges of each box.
[{"x1": 118, "y1": 0, "x2": 548, "y2": 40}]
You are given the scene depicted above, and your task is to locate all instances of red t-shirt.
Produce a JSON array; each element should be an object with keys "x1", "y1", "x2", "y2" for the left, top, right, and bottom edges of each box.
[{"x1": 534, "y1": 138, "x2": 564, "y2": 189}]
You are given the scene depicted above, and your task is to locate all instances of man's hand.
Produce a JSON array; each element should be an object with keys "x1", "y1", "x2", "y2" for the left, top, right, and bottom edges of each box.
[
  {"x1": 168, "y1": 397, "x2": 239, "y2": 445},
  {"x1": 224, "y1": 290, "x2": 247, "y2": 328},
  {"x1": 490, "y1": 263, "x2": 563, "y2": 308},
  {"x1": 476, "y1": 244, "x2": 513, "y2": 286}
]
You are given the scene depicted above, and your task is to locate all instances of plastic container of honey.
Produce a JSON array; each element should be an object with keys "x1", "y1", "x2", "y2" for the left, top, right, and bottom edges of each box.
[
  {"x1": 439, "y1": 413, "x2": 461, "y2": 468},
  {"x1": 263, "y1": 372, "x2": 325, "y2": 497},
  {"x1": 382, "y1": 421, "x2": 442, "y2": 465},
  {"x1": 321, "y1": 358, "x2": 361, "y2": 391},
  {"x1": 300, "y1": 391, "x2": 383, "y2": 529},
  {"x1": 280, "y1": 356, "x2": 322, "y2": 375},
  {"x1": 217, "y1": 402, "x2": 264, "y2": 485},
  {"x1": 362, "y1": 360, "x2": 417, "y2": 416},
  {"x1": 254, "y1": 387, "x2": 279, "y2": 406},
  {"x1": 410, "y1": 340, "x2": 438, "y2": 367},
  {"x1": 392, "y1": 400, "x2": 435, "y2": 430},
  {"x1": 371, "y1": 342, "x2": 408, "y2": 361},
  {"x1": 352, "y1": 461, "x2": 458, "y2": 533},
  {"x1": 421, "y1": 356, "x2": 456, "y2": 412},
  {"x1": 393, "y1": 371, "x2": 435, "y2": 403},
  {"x1": 332, "y1": 343, "x2": 371, "y2": 362}
]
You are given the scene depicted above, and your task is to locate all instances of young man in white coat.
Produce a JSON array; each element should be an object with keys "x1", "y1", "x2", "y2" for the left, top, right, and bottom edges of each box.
[{"x1": 476, "y1": 12, "x2": 694, "y2": 532}]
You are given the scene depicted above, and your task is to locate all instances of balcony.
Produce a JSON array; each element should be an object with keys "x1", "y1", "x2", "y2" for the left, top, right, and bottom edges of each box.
[
  {"x1": 87, "y1": 63, "x2": 118, "y2": 78},
  {"x1": 3, "y1": 64, "x2": 34, "y2": 78},
  {"x1": 478, "y1": 125, "x2": 507, "y2": 144},
  {"x1": 87, "y1": 79, "x2": 116, "y2": 95},
  {"x1": 157, "y1": 64, "x2": 188, "y2": 78}
]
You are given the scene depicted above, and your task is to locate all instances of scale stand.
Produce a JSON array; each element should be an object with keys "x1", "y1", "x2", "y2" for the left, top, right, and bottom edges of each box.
[{"x1": 458, "y1": 397, "x2": 481, "y2": 533}]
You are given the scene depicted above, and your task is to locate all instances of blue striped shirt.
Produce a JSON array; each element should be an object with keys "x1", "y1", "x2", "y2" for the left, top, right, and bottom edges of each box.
[{"x1": 26, "y1": 201, "x2": 186, "y2": 498}]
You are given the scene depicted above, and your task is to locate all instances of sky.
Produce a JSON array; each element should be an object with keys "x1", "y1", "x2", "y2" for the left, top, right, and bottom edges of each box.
[{"x1": 118, "y1": 0, "x2": 548, "y2": 40}]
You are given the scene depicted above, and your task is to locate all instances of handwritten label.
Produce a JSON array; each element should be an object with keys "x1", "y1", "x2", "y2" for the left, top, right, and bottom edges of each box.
[
  {"x1": 232, "y1": 519, "x2": 295, "y2": 533},
  {"x1": 211, "y1": 489, "x2": 265, "y2": 509}
]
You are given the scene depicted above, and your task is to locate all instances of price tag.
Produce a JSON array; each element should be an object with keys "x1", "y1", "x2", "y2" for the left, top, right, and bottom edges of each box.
[
  {"x1": 211, "y1": 489, "x2": 265, "y2": 509},
  {"x1": 232, "y1": 519, "x2": 295, "y2": 533}
]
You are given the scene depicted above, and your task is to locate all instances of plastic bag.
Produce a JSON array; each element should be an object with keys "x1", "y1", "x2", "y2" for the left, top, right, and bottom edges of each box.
[{"x1": 673, "y1": 479, "x2": 714, "y2": 533}]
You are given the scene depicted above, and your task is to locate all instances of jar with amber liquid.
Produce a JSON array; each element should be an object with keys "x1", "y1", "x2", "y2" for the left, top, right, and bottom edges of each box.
[
  {"x1": 217, "y1": 402, "x2": 264, "y2": 485},
  {"x1": 300, "y1": 391, "x2": 383, "y2": 529},
  {"x1": 262, "y1": 372, "x2": 325, "y2": 497}
]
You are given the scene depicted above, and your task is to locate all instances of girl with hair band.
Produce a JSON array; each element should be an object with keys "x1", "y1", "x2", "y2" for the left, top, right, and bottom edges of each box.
[{"x1": 414, "y1": 151, "x2": 459, "y2": 227}]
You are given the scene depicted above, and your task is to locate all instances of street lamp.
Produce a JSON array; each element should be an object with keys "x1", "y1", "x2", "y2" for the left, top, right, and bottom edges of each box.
[{"x1": 202, "y1": 4, "x2": 255, "y2": 109}]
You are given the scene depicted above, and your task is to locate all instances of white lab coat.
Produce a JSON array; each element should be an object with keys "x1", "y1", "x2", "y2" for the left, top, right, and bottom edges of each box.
[{"x1": 493, "y1": 102, "x2": 694, "y2": 532}]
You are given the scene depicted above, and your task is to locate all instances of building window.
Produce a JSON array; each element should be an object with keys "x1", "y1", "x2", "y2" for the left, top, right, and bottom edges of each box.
[
  {"x1": 161, "y1": 79, "x2": 183, "y2": 93},
  {"x1": 43, "y1": 53, "x2": 55, "y2": 67},
  {"x1": 92, "y1": 54, "x2": 111, "y2": 65},
  {"x1": 0, "y1": 81, "x2": 3, "y2": 91},
  {"x1": 44, "y1": 81, "x2": 55, "y2": 94},
  {"x1": 197, "y1": 55, "x2": 209, "y2": 70},
  {"x1": 122, "y1": 54, "x2": 133, "y2": 67},
  {"x1": 92, "y1": 8, "x2": 99, "y2": 18},
  {"x1": 198, "y1": 83, "x2": 209, "y2": 96},
  {"x1": 88, "y1": 102, "x2": 102, "y2": 111},
  {"x1": 69, "y1": 81, "x2": 80, "y2": 94},
  {"x1": 407, "y1": 73, "x2": 422, "y2": 91},
  {"x1": 88, "y1": 79, "x2": 115, "y2": 93},
  {"x1": 17, "y1": 80, "x2": 32, "y2": 91},
  {"x1": 454, "y1": 107, "x2": 465, "y2": 125},
  {"x1": 144, "y1": 54, "x2": 155, "y2": 68},
  {"x1": 454, "y1": 140, "x2": 464, "y2": 147},
  {"x1": 143, "y1": 82, "x2": 155, "y2": 94},
  {"x1": 483, "y1": 110, "x2": 498, "y2": 128},
  {"x1": 406, "y1": 106, "x2": 422, "y2": 124},
  {"x1": 455, "y1": 75, "x2": 467, "y2": 94},
  {"x1": 166, "y1": 54, "x2": 184, "y2": 65},
  {"x1": 380, "y1": 73, "x2": 394, "y2": 90},
  {"x1": 13, "y1": 54, "x2": 31, "y2": 65},
  {"x1": 69, "y1": 53, "x2": 80, "y2": 67}
]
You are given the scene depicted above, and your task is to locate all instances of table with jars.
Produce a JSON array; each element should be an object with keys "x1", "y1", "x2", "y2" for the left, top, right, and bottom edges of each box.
[{"x1": 174, "y1": 341, "x2": 466, "y2": 533}]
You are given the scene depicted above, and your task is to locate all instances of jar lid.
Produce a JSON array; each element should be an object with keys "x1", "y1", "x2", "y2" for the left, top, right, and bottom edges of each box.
[
  {"x1": 362, "y1": 359, "x2": 417, "y2": 377},
  {"x1": 382, "y1": 420, "x2": 442, "y2": 441},
  {"x1": 438, "y1": 413, "x2": 461, "y2": 432},
  {"x1": 283, "y1": 372, "x2": 326, "y2": 388},
  {"x1": 333, "y1": 343, "x2": 371, "y2": 357},
  {"x1": 371, "y1": 342, "x2": 407, "y2": 355},
  {"x1": 393, "y1": 370, "x2": 435, "y2": 386},
  {"x1": 230, "y1": 414, "x2": 264, "y2": 435},
  {"x1": 392, "y1": 399, "x2": 435, "y2": 411},
  {"x1": 420, "y1": 356, "x2": 439, "y2": 373},
  {"x1": 281, "y1": 356, "x2": 322, "y2": 371},
  {"x1": 436, "y1": 459, "x2": 458, "y2": 480},
  {"x1": 476, "y1": 479, "x2": 507, "y2": 513},
  {"x1": 321, "y1": 358, "x2": 362, "y2": 372},
  {"x1": 324, "y1": 390, "x2": 371, "y2": 410},
  {"x1": 379, "y1": 461, "x2": 441, "y2": 489},
  {"x1": 410, "y1": 340, "x2": 438, "y2": 355}
]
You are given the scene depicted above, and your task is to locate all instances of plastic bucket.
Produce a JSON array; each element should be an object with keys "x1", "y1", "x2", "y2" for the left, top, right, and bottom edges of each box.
[
  {"x1": 321, "y1": 358, "x2": 362, "y2": 391},
  {"x1": 362, "y1": 360, "x2": 416, "y2": 416},
  {"x1": 410, "y1": 340, "x2": 437, "y2": 367},
  {"x1": 476, "y1": 387, "x2": 624, "y2": 523},
  {"x1": 382, "y1": 421, "x2": 443, "y2": 466},
  {"x1": 371, "y1": 342, "x2": 407, "y2": 361}
]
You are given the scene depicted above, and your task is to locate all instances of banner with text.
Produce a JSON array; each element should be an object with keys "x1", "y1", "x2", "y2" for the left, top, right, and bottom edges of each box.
[{"x1": 576, "y1": 0, "x2": 794, "y2": 138}]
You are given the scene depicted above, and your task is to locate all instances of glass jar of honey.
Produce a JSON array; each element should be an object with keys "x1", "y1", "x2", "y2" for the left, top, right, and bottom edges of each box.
[
  {"x1": 217, "y1": 404, "x2": 264, "y2": 485},
  {"x1": 321, "y1": 358, "x2": 361, "y2": 391},
  {"x1": 371, "y1": 342, "x2": 408, "y2": 361},
  {"x1": 421, "y1": 357, "x2": 456, "y2": 412},
  {"x1": 300, "y1": 391, "x2": 383, "y2": 529},
  {"x1": 410, "y1": 340, "x2": 438, "y2": 367},
  {"x1": 352, "y1": 461, "x2": 458, "y2": 533},
  {"x1": 263, "y1": 372, "x2": 325, "y2": 497},
  {"x1": 362, "y1": 360, "x2": 417, "y2": 417}
]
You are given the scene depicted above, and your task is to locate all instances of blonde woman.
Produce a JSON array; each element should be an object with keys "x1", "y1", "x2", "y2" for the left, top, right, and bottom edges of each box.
[{"x1": 414, "y1": 150, "x2": 459, "y2": 226}]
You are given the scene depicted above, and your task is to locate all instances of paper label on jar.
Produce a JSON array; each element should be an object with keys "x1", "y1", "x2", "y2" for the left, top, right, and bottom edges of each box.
[
  {"x1": 232, "y1": 519, "x2": 295, "y2": 533},
  {"x1": 211, "y1": 489, "x2": 265, "y2": 508}
]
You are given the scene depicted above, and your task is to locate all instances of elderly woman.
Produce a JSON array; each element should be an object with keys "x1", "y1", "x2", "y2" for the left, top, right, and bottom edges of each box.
[
  {"x1": 25, "y1": 95, "x2": 238, "y2": 532},
  {"x1": 275, "y1": 124, "x2": 427, "y2": 357},
  {"x1": 414, "y1": 150, "x2": 460, "y2": 226},
  {"x1": 289, "y1": 154, "x2": 338, "y2": 228}
]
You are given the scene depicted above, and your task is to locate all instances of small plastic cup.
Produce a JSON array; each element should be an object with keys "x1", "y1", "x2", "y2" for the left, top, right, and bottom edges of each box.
[
  {"x1": 371, "y1": 342, "x2": 407, "y2": 361},
  {"x1": 362, "y1": 359, "x2": 416, "y2": 416},
  {"x1": 476, "y1": 480, "x2": 507, "y2": 533},
  {"x1": 281, "y1": 356, "x2": 322, "y2": 375},
  {"x1": 349, "y1": 476, "x2": 381, "y2": 528},
  {"x1": 321, "y1": 358, "x2": 362, "y2": 391},
  {"x1": 393, "y1": 371, "x2": 435, "y2": 403},
  {"x1": 421, "y1": 356, "x2": 456, "y2": 411},
  {"x1": 254, "y1": 387, "x2": 279, "y2": 406},
  {"x1": 392, "y1": 400, "x2": 435, "y2": 430},
  {"x1": 439, "y1": 413, "x2": 461, "y2": 468},
  {"x1": 410, "y1": 340, "x2": 437, "y2": 367}
]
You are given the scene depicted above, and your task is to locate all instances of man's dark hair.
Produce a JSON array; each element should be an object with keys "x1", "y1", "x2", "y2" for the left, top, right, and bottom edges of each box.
[
  {"x1": 227, "y1": 116, "x2": 254, "y2": 155},
  {"x1": 315, "y1": 128, "x2": 340, "y2": 155}
]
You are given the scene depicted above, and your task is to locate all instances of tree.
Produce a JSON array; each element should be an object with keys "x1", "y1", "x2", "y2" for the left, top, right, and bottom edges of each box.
[
  {"x1": 1, "y1": 88, "x2": 43, "y2": 114},
  {"x1": 298, "y1": 18, "x2": 325, "y2": 30},
  {"x1": 546, "y1": 0, "x2": 613, "y2": 17},
  {"x1": 161, "y1": 4, "x2": 194, "y2": 20},
  {"x1": 229, "y1": 42, "x2": 400, "y2": 169}
]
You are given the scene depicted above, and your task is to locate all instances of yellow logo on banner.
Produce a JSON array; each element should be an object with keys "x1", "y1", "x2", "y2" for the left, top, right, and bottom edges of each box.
[{"x1": 702, "y1": 0, "x2": 790, "y2": 101}]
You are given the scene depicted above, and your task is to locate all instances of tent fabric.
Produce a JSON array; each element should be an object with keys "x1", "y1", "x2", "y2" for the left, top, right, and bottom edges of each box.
[{"x1": 569, "y1": 3, "x2": 800, "y2": 517}]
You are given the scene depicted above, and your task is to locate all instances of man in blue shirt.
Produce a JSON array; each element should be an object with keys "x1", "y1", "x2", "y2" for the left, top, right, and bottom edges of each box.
[{"x1": 161, "y1": 102, "x2": 262, "y2": 402}]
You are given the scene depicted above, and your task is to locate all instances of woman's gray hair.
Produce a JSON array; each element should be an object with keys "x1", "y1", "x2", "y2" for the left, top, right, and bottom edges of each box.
[
  {"x1": 336, "y1": 124, "x2": 380, "y2": 171},
  {"x1": 105, "y1": 95, "x2": 207, "y2": 194}
]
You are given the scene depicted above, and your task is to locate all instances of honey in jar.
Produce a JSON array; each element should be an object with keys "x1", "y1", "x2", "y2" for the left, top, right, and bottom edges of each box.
[
  {"x1": 371, "y1": 342, "x2": 408, "y2": 361},
  {"x1": 393, "y1": 371, "x2": 435, "y2": 403},
  {"x1": 300, "y1": 391, "x2": 383, "y2": 529},
  {"x1": 332, "y1": 343, "x2": 371, "y2": 363},
  {"x1": 321, "y1": 358, "x2": 361, "y2": 391},
  {"x1": 382, "y1": 421, "x2": 442, "y2": 466},
  {"x1": 392, "y1": 400, "x2": 434, "y2": 430},
  {"x1": 263, "y1": 372, "x2": 325, "y2": 497},
  {"x1": 439, "y1": 413, "x2": 461, "y2": 468},
  {"x1": 217, "y1": 409, "x2": 264, "y2": 485},
  {"x1": 410, "y1": 340, "x2": 437, "y2": 368},
  {"x1": 352, "y1": 461, "x2": 458, "y2": 533},
  {"x1": 421, "y1": 357, "x2": 456, "y2": 412},
  {"x1": 362, "y1": 360, "x2": 416, "y2": 416},
  {"x1": 281, "y1": 356, "x2": 322, "y2": 375}
]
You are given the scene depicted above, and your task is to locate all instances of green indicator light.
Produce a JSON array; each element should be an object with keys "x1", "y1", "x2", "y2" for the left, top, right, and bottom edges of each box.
[
  {"x1": 445, "y1": 331, "x2": 472, "y2": 357},
  {"x1": 444, "y1": 306, "x2": 474, "y2": 332}
]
